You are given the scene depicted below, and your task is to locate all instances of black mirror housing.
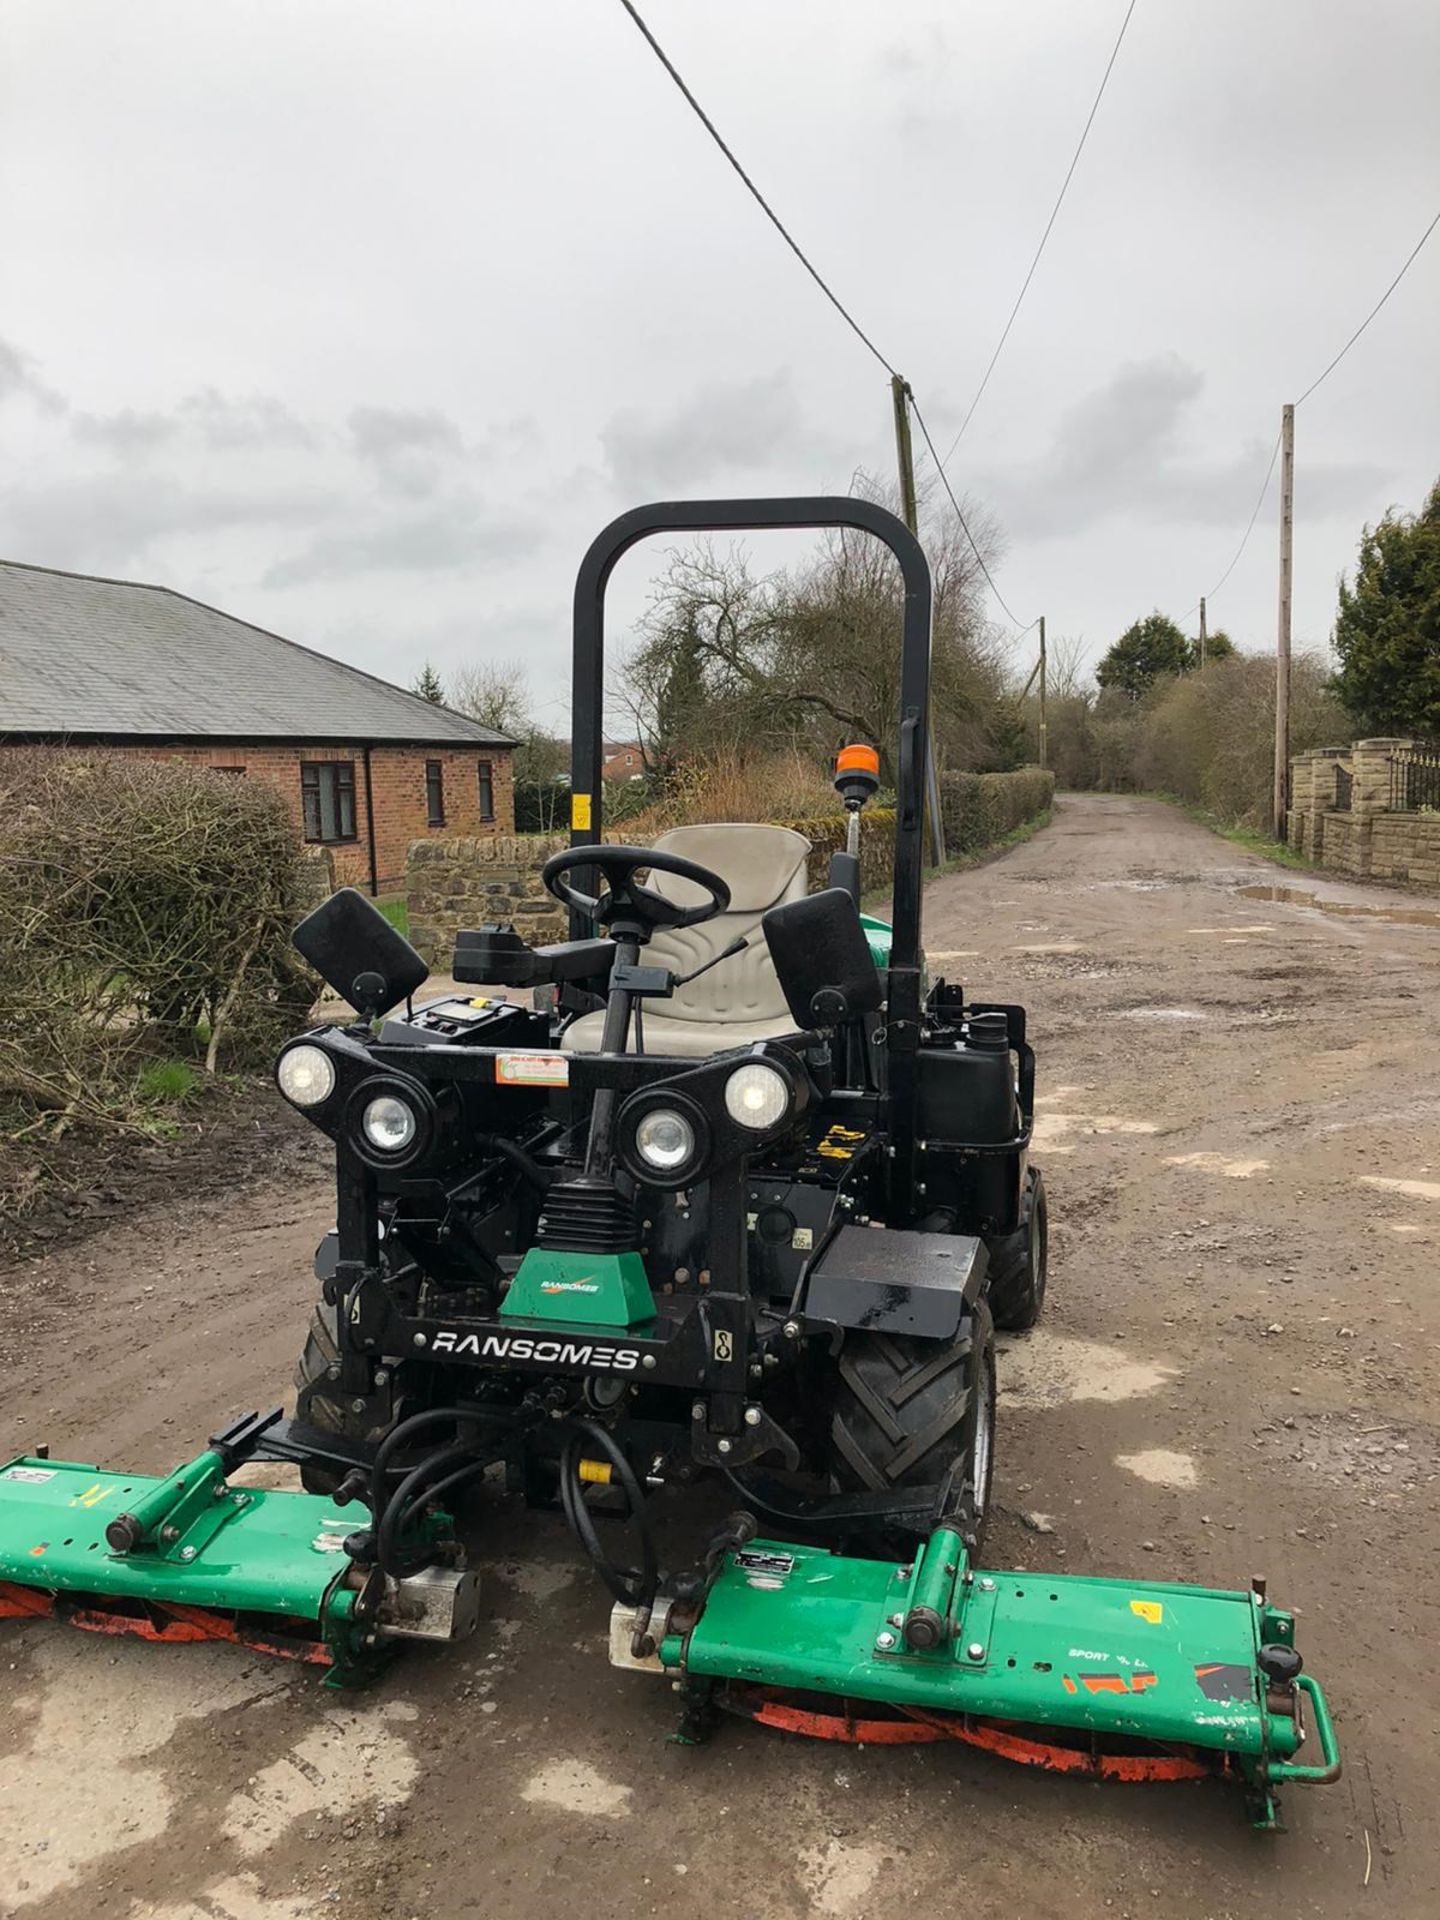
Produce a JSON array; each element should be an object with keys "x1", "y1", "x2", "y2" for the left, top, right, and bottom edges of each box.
[
  {"x1": 292, "y1": 887, "x2": 429, "y2": 1017},
  {"x1": 762, "y1": 888, "x2": 884, "y2": 1029}
]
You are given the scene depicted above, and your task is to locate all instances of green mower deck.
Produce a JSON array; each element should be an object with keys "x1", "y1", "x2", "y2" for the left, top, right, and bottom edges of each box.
[
  {"x1": 655, "y1": 1527, "x2": 1340, "y2": 1828},
  {"x1": 0, "y1": 1448, "x2": 468, "y2": 1685}
]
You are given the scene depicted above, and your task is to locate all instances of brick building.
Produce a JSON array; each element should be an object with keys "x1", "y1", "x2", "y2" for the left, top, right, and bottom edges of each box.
[
  {"x1": 0, "y1": 558, "x2": 513, "y2": 892},
  {"x1": 602, "y1": 740, "x2": 645, "y2": 781}
]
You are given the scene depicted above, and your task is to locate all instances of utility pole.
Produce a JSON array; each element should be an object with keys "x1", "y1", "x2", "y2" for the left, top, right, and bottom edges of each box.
[
  {"x1": 1273, "y1": 403, "x2": 1294, "y2": 835},
  {"x1": 892, "y1": 373, "x2": 945, "y2": 865},
  {"x1": 1037, "y1": 615, "x2": 1048, "y2": 769},
  {"x1": 1198, "y1": 595, "x2": 1207, "y2": 670}
]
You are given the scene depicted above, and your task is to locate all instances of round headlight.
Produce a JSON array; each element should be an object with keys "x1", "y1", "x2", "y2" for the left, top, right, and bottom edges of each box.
[
  {"x1": 634, "y1": 1107, "x2": 696, "y2": 1173},
  {"x1": 362, "y1": 1093, "x2": 418, "y2": 1154},
  {"x1": 277, "y1": 1043, "x2": 336, "y2": 1108},
  {"x1": 724, "y1": 1060, "x2": 791, "y2": 1131}
]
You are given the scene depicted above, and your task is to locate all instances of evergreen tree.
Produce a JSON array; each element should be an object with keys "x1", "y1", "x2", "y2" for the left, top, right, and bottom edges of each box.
[
  {"x1": 1332, "y1": 479, "x2": 1440, "y2": 737},
  {"x1": 413, "y1": 661, "x2": 445, "y2": 705},
  {"x1": 1096, "y1": 612, "x2": 1190, "y2": 700}
]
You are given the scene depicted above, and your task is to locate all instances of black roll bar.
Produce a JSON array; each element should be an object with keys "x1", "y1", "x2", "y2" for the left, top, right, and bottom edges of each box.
[{"x1": 569, "y1": 498, "x2": 933, "y2": 975}]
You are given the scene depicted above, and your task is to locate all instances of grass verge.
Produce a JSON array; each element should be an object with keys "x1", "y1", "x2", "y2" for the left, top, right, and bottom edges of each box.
[
  {"x1": 1143, "y1": 792, "x2": 1314, "y2": 870},
  {"x1": 376, "y1": 895, "x2": 410, "y2": 936}
]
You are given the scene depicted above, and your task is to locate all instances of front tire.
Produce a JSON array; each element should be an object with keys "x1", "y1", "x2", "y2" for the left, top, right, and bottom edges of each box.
[
  {"x1": 293, "y1": 1303, "x2": 397, "y2": 1495},
  {"x1": 984, "y1": 1166, "x2": 1048, "y2": 1331},
  {"x1": 828, "y1": 1298, "x2": 996, "y2": 1554}
]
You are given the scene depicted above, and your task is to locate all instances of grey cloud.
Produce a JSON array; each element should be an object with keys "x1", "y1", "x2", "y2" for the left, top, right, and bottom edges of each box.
[
  {"x1": 263, "y1": 500, "x2": 538, "y2": 588},
  {"x1": 601, "y1": 370, "x2": 837, "y2": 492},
  {"x1": 73, "y1": 388, "x2": 317, "y2": 455},
  {"x1": 349, "y1": 406, "x2": 464, "y2": 462},
  {"x1": 995, "y1": 356, "x2": 1387, "y2": 540},
  {"x1": 0, "y1": 470, "x2": 342, "y2": 573},
  {"x1": 0, "y1": 336, "x2": 66, "y2": 415}
]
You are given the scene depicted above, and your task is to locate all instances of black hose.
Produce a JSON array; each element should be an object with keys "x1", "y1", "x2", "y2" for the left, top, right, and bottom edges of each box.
[
  {"x1": 476, "y1": 1133, "x2": 554, "y2": 1192},
  {"x1": 717, "y1": 1462, "x2": 817, "y2": 1525},
  {"x1": 376, "y1": 1442, "x2": 475, "y2": 1577},
  {"x1": 558, "y1": 1418, "x2": 658, "y2": 1609},
  {"x1": 376, "y1": 1450, "x2": 496, "y2": 1578},
  {"x1": 368, "y1": 1404, "x2": 512, "y2": 1521}
]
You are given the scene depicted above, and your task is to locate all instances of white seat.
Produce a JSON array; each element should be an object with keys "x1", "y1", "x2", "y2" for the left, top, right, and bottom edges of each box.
[{"x1": 560, "y1": 823, "x2": 811, "y2": 1059}]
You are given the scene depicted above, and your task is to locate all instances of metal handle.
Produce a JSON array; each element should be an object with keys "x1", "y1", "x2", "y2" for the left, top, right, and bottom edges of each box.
[{"x1": 1270, "y1": 1675, "x2": 1342, "y2": 1785}]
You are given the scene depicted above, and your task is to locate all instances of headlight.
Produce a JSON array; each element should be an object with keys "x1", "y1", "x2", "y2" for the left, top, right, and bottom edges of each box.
[
  {"x1": 634, "y1": 1107, "x2": 696, "y2": 1172},
  {"x1": 362, "y1": 1093, "x2": 418, "y2": 1154},
  {"x1": 724, "y1": 1061, "x2": 791, "y2": 1131},
  {"x1": 277, "y1": 1043, "x2": 336, "y2": 1108}
]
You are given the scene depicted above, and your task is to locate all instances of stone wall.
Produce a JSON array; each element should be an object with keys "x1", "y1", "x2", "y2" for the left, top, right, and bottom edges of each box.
[
  {"x1": 1286, "y1": 737, "x2": 1440, "y2": 889},
  {"x1": 405, "y1": 767, "x2": 1056, "y2": 966},
  {"x1": 407, "y1": 833, "x2": 568, "y2": 968}
]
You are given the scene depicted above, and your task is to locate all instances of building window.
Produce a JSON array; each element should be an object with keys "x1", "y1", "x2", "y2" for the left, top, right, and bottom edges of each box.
[
  {"x1": 425, "y1": 759, "x2": 445, "y2": 826},
  {"x1": 301, "y1": 761, "x2": 357, "y2": 843},
  {"x1": 477, "y1": 759, "x2": 495, "y2": 821}
]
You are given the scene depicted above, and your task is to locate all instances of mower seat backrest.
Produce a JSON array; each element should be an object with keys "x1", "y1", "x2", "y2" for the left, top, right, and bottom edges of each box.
[{"x1": 560, "y1": 823, "x2": 812, "y2": 1059}]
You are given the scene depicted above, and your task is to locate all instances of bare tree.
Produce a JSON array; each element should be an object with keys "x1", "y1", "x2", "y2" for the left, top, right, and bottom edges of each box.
[{"x1": 448, "y1": 658, "x2": 533, "y2": 737}]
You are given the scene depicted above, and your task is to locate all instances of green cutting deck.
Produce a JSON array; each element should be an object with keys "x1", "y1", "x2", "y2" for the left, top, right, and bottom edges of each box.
[
  {"x1": 0, "y1": 1452, "x2": 354, "y2": 1619},
  {"x1": 663, "y1": 1529, "x2": 1338, "y2": 1823}
]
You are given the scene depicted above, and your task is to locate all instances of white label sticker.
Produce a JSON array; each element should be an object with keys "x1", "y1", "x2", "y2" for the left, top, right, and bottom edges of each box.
[
  {"x1": 3, "y1": 1466, "x2": 56, "y2": 1484},
  {"x1": 495, "y1": 1052, "x2": 569, "y2": 1087}
]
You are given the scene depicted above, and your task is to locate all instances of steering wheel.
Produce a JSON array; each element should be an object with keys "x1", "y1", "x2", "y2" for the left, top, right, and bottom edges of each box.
[{"x1": 542, "y1": 844, "x2": 731, "y2": 937}]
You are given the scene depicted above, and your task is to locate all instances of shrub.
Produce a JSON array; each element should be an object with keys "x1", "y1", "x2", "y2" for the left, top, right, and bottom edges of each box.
[
  {"x1": 939, "y1": 769, "x2": 1055, "y2": 853},
  {"x1": 0, "y1": 749, "x2": 315, "y2": 1130},
  {"x1": 1129, "y1": 655, "x2": 1350, "y2": 825}
]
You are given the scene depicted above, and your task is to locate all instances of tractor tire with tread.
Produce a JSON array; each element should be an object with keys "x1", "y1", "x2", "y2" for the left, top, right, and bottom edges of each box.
[
  {"x1": 828, "y1": 1298, "x2": 995, "y2": 1556},
  {"x1": 293, "y1": 1303, "x2": 397, "y2": 1496},
  {"x1": 984, "y1": 1166, "x2": 1048, "y2": 1332}
]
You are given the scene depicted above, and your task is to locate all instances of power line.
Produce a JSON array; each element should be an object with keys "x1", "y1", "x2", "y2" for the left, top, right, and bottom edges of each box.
[
  {"x1": 614, "y1": 0, "x2": 898, "y2": 379},
  {"x1": 616, "y1": 0, "x2": 1032, "y2": 630},
  {"x1": 1179, "y1": 429, "x2": 1283, "y2": 619},
  {"x1": 910, "y1": 396, "x2": 1032, "y2": 629},
  {"x1": 1294, "y1": 204, "x2": 1440, "y2": 407},
  {"x1": 940, "y1": 0, "x2": 1140, "y2": 464}
]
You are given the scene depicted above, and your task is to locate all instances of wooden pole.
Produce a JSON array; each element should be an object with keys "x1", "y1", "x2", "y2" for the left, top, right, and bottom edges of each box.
[
  {"x1": 1273, "y1": 404, "x2": 1294, "y2": 834},
  {"x1": 1037, "y1": 615, "x2": 1048, "y2": 769},
  {"x1": 891, "y1": 374, "x2": 945, "y2": 865},
  {"x1": 1198, "y1": 595, "x2": 1207, "y2": 670}
]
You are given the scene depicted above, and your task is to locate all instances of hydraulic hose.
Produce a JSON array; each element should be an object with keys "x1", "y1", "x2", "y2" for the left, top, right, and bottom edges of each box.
[
  {"x1": 476, "y1": 1132, "x2": 554, "y2": 1192},
  {"x1": 375, "y1": 1442, "x2": 475, "y2": 1578},
  {"x1": 559, "y1": 1418, "x2": 658, "y2": 1609}
]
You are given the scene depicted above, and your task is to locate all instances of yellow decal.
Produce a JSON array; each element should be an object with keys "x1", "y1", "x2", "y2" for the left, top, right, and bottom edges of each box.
[
  {"x1": 572, "y1": 792, "x2": 593, "y2": 831},
  {"x1": 1130, "y1": 1598, "x2": 1164, "y2": 1625},
  {"x1": 70, "y1": 1482, "x2": 113, "y2": 1509}
]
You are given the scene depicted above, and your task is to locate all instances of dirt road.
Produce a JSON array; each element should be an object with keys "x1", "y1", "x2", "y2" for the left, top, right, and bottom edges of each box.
[{"x1": 3, "y1": 794, "x2": 1438, "y2": 1920}]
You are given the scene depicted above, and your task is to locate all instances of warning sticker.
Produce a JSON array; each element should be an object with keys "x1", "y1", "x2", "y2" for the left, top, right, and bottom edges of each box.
[
  {"x1": 495, "y1": 1052, "x2": 569, "y2": 1087},
  {"x1": 572, "y1": 793, "x2": 593, "y2": 832},
  {"x1": 2, "y1": 1466, "x2": 56, "y2": 1485},
  {"x1": 1130, "y1": 1598, "x2": 1164, "y2": 1625}
]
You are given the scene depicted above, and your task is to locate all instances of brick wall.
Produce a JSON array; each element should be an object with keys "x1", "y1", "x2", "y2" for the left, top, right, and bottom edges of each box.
[{"x1": 39, "y1": 739, "x2": 514, "y2": 893}]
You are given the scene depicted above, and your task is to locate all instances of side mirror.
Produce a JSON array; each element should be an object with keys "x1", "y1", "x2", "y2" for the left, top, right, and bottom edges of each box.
[
  {"x1": 293, "y1": 887, "x2": 429, "y2": 1018},
  {"x1": 762, "y1": 888, "x2": 884, "y2": 1029}
]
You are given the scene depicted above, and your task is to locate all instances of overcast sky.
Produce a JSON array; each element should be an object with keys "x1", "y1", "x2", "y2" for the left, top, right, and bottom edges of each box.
[{"x1": 2, "y1": 0, "x2": 1437, "y2": 727}]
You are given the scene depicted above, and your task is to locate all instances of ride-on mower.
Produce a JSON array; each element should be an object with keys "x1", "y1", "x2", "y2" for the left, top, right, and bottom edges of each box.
[{"x1": 0, "y1": 499, "x2": 1337, "y2": 1827}]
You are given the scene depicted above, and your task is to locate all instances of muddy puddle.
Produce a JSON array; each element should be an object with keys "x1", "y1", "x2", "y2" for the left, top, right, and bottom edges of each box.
[{"x1": 1237, "y1": 883, "x2": 1440, "y2": 927}]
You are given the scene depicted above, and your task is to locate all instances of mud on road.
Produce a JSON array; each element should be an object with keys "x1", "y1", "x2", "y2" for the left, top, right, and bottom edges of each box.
[{"x1": 2, "y1": 794, "x2": 1438, "y2": 1920}]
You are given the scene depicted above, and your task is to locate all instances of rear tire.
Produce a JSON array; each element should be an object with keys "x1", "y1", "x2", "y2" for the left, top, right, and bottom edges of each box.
[
  {"x1": 828, "y1": 1298, "x2": 995, "y2": 1555},
  {"x1": 984, "y1": 1167, "x2": 1048, "y2": 1332}
]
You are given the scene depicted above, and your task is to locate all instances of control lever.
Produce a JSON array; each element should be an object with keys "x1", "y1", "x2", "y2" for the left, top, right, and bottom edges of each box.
[{"x1": 671, "y1": 935, "x2": 748, "y2": 989}]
